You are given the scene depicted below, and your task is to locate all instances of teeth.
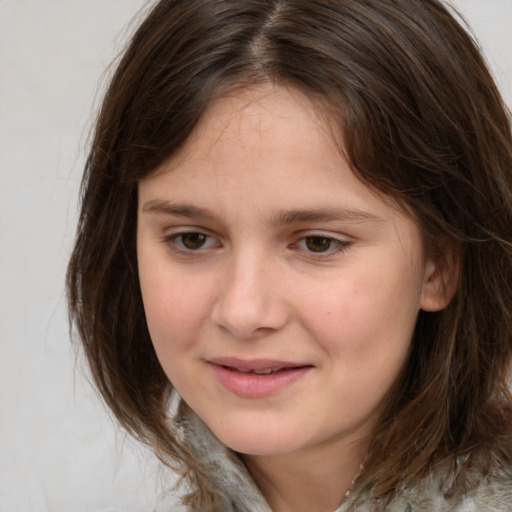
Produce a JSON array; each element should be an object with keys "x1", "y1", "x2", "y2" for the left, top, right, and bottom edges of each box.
[
  {"x1": 231, "y1": 367, "x2": 284, "y2": 374},
  {"x1": 254, "y1": 368, "x2": 284, "y2": 374}
]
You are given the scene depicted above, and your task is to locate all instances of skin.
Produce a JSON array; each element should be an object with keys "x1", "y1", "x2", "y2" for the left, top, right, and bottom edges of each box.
[{"x1": 137, "y1": 85, "x2": 448, "y2": 512}]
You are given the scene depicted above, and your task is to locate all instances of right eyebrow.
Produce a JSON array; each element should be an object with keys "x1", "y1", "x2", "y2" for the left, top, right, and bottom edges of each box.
[{"x1": 141, "y1": 200, "x2": 218, "y2": 221}]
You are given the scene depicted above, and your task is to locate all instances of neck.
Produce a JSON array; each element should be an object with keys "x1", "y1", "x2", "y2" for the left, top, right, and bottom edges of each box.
[{"x1": 242, "y1": 437, "x2": 366, "y2": 512}]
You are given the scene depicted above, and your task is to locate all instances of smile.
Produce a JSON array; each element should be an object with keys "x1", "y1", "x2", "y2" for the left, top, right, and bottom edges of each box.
[{"x1": 207, "y1": 358, "x2": 312, "y2": 398}]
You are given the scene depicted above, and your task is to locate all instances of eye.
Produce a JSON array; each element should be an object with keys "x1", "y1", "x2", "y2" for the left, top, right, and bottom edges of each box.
[
  {"x1": 304, "y1": 236, "x2": 335, "y2": 252},
  {"x1": 179, "y1": 233, "x2": 208, "y2": 250},
  {"x1": 295, "y1": 235, "x2": 350, "y2": 254},
  {"x1": 165, "y1": 232, "x2": 218, "y2": 251}
]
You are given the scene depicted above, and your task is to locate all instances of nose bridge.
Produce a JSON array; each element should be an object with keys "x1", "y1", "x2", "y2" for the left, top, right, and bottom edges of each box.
[{"x1": 213, "y1": 243, "x2": 288, "y2": 338}]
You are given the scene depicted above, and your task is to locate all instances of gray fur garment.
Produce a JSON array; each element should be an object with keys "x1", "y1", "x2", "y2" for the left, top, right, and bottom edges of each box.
[{"x1": 183, "y1": 412, "x2": 512, "y2": 512}]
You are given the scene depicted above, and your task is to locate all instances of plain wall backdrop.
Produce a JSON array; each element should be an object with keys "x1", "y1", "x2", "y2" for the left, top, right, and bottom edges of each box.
[{"x1": 0, "y1": 1, "x2": 511, "y2": 511}]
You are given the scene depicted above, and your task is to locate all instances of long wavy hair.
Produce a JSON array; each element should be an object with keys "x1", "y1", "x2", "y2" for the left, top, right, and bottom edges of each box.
[{"x1": 67, "y1": 0, "x2": 512, "y2": 507}]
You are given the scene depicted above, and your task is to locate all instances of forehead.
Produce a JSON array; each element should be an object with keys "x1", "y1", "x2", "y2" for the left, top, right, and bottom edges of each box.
[
  {"x1": 157, "y1": 84, "x2": 339, "y2": 173},
  {"x1": 140, "y1": 84, "x2": 410, "y2": 226}
]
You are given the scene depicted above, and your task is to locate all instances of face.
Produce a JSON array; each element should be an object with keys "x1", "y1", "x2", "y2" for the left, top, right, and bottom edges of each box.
[{"x1": 137, "y1": 85, "x2": 436, "y2": 461}]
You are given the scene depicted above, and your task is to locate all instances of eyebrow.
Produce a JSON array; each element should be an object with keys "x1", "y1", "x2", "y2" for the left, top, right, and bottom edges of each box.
[
  {"x1": 143, "y1": 200, "x2": 216, "y2": 220},
  {"x1": 142, "y1": 199, "x2": 383, "y2": 225},
  {"x1": 268, "y1": 207, "x2": 382, "y2": 225}
]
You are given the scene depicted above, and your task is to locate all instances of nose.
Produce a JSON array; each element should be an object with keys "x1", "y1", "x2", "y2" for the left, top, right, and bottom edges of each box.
[{"x1": 211, "y1": 251, "x2": 290, "y2": 339}]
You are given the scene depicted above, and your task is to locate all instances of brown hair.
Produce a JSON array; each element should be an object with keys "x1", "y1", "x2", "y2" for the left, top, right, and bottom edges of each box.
[{"x1": 67, "y1": 0, "x2": 512, "y2": 506}]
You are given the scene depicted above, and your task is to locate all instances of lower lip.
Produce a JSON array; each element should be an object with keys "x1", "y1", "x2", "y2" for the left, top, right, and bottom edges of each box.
[{"x1": 209, "y1": 364, "x2": 311, "y2": 398}]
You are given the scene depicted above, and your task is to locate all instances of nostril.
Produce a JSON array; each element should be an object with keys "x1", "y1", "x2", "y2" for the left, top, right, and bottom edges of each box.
[{"x1": 211, "y1": 294, "x2": 289, "y2": 339}]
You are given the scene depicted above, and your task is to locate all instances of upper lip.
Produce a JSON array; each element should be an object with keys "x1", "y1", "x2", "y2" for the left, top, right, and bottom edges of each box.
[{"x1": 208, "y1": 357, "x2": 309, "y2": 372}]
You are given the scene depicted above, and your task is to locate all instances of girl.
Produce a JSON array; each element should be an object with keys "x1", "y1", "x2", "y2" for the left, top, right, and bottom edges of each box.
[{"x1": 67, "y1": 1, "x2": 512, "y2": 510}]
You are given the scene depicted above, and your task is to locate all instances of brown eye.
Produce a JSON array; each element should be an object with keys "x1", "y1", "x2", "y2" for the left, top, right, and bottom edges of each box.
[
  {"x1": 180, "y1": 233, "x2": 208, "y2": 250},
  {"x1": 304, "y1": 236, "x2": 335, "y2": 252}
]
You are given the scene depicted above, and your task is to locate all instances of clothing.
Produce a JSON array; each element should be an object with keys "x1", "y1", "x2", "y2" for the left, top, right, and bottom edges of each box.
[{"x1": 184, "y1": 412, "x2": 512, "y2": 512}]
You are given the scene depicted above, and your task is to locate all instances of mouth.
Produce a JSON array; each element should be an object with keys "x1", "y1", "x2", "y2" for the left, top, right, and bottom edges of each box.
[
  {"x1": 210, "y1": 357, "x2": 310, "y2": 374},
  {"x1": 220, "y1": 365, "x2": 310, "y2": 375},
  {"x1": 207, "y1": 358, "x2": 313, "y2": 398}
]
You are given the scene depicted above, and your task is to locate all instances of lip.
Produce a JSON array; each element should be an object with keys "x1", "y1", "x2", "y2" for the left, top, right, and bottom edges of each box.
[{"x1": 207, "y1": 357, "x2": 312, "y2": 398}]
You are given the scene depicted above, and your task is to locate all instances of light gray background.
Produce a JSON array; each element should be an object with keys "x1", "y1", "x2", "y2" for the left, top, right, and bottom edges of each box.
[{"x1": 1, "y1": 1, "x2": 511, "y2": 511}]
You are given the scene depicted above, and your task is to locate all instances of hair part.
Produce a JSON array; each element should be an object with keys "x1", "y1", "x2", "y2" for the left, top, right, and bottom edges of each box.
[{"x1": 67, "y1": 0, "x2": 512, "y2": 506}]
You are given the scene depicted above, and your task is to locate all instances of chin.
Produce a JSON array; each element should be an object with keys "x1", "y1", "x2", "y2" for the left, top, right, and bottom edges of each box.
[{"x1": 210, "y1": 420, "x2": 303, "y2": 457}]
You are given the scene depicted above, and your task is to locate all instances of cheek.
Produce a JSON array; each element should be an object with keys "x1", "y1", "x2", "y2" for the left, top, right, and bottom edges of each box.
[
  {"x1": 138, "y1": 262, "x2": 213, "y2": 356},
  {"x1": 297, "y1": 271, "x2": 417, "y2": 422},
  {"x1": 299, "y1": 266, "x2": 420, "y2": 362},
  {"x1": 139, "y1": 269, "x2": 216, "y2": 398}
]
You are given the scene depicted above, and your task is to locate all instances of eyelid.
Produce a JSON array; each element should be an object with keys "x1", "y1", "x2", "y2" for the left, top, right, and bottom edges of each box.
[
  {"x1": 292, "y1": 230, "x2": 353, "y2": 255},
  {"x1": 161, "y1": 227, "x2": 221, "y2": 252},
  {"x1": 295, "y1": 229, "x2": 353, "y2": 242},
  {"x1": 162, "y1": 225, "x2": 216, "y2": 238}
]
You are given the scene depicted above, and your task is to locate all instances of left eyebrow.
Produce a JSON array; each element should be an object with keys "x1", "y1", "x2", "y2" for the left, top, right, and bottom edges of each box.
[{"x1": 268, "y1": 206, "x2": 384, "y2": 226}]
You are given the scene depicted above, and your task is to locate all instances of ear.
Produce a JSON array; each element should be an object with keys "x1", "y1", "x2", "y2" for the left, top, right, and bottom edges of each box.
[{"x1": 420, "y1": 245, "x2": 460, "y2": 312}]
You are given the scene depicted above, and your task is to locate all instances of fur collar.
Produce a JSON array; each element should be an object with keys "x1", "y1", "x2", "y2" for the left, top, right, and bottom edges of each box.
[{"x1": 184, "y1": 413, "x2": 512, "y2": 512}]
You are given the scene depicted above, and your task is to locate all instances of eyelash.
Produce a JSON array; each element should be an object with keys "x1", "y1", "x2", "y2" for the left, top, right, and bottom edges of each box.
[
  {"x1": 293, "y1": 235, "x2": 351, "y2": 256},
  {"x1": 162, "y1": 231, "x2": 219, "y2": 252},
  {"x1": 162, "y1": 231, "x2": 352, "y2": 256}
]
